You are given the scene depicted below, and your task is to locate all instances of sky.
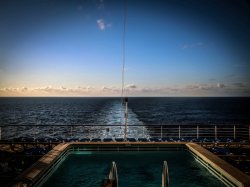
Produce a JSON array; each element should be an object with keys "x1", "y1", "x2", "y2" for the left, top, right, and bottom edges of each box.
[{"x1": 0, "y1": 0, "x2": 249, "y2": 97}]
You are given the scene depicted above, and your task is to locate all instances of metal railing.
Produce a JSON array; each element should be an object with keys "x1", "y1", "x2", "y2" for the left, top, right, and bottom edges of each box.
[
  {"x1": 0, "y1": 124, "x2": 249, "y2": 141},
  {"x1": 146, "y1": 124, "x2": 249, "y2": 140}
]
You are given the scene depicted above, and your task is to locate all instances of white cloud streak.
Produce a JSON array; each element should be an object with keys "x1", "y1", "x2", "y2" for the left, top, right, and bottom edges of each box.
[
  {"x1": 125, "y1": 84, "x2": 137, "y2": 89},
  {"x1": 96, "y1": 19, "x2": 111, "y2": 31},
  {"x1": 217, "y1": 83, "x2": 225, "y2": 88},
  {"x1": 182, "y1": 42, "x2": 204, "y2": 49}
]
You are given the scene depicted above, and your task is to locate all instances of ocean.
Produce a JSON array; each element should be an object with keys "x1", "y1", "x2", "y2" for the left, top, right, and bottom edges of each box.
[
  {"x1": 1, "y1": 97, "x2": 250, "y2": 126},
  {"x1": 0, "y1": 97, "x2": 250, "y2": 139}
]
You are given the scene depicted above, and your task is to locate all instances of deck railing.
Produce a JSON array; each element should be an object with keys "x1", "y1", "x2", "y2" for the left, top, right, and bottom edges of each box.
[{"x1": 0, "y1": 124, "x2": 249, "y2": 142}]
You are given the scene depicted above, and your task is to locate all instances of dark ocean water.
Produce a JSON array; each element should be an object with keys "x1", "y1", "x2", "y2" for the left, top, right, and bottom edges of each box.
[
  {"x1": 0, "y1": 97, "x2": 250, "y2": 139},
  {"x1": 0, "y1": 97, "x2": 250, "y2": 126},
  {"x1": 129, "y1": 97, "x2": 250, "y2": 125}
]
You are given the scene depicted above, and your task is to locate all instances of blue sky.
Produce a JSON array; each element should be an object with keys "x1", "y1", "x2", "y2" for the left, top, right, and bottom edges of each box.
[{"x1": 0, "y1": 0, "x2": 249, "y2": 96}]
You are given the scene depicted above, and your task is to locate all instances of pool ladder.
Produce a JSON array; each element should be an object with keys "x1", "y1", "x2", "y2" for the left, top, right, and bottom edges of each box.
[
  {"x1": 102, "y1": 161, "x2": 118, "y2": 187},
  {"x1": 102, "y1": 161, "x2": 169, "y2": 187},
  {"x1": 162, "y1": 161, "x2": 169, "y2": 187}
]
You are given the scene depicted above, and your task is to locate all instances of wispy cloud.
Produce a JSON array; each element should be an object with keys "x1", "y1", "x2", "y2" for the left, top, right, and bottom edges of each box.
[
  {"x1": 21, "y1": 87, "x2": 28, "y2": 92},
  {"x1": 97, "y1": 19, "x2": 105, "y2": 30},
  {"x1": 96, "y1": 19, "x2": 111, "y2": 31},
  {"x1": 217, "y1": 83, "x2": 225, "y2": 88},
  {"x1": 101, "y1": 86, "x2": 120, "y2": 94},
  {"x1": 125, "y1": 84, "x2": 137, "y2": 89},
  {"x1": 181, "y1": 42, "x2": 204, "y2": 49},
  {"x1": 1, "y1": 82, "x2": 249, "y2": 97},
  {"x1": 232, "y1": 82, "x2": 246, "y2": 88},
  {"x1": 185, "y1": 83, "x2": 226, "y2": 90}
]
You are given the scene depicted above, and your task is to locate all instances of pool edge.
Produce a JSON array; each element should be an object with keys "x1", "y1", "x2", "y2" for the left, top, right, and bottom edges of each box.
[{"x1": 186, "y1": 143, "x2": 250, "y2": 187}]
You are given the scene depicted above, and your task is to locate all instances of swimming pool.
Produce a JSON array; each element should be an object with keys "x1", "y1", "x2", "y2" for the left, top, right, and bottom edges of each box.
[
  {"x1": 37, "y1": 145, "x2": 225, "y2": 187},
  {"x1": 41, "y1": 151, "x2": 225, "y2": 187},
  {"x1": 14, "y1": 143, "x2": 249, "y2": 187}
]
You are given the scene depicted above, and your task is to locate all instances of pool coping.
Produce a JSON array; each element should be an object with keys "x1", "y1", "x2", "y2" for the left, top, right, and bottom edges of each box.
[
  {"x1": 12, "y1": 142, "x2": 250, "y2": 187},
  {"x1": 186, "y1": 143, "x2": 250, "y2": 187}
]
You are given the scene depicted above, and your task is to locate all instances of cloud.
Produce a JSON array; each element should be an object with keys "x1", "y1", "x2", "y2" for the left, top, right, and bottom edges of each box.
[
  {"x1": 31, "y1": 86, "x2": 99, "y2": 96},
  {"x1": 73, "y1": 83, "x2": 245, "y2": 96},
  {"x1": 1, "y1": 82, "x2": 249, "y2": 97},
  {"x1": 217, "y1": 83, "x2": 225, "y2": 88},
  {"x1": 97, "y1": 19, "x2": 105, "y2": 30},
  {"x1": 1, "y1": 88, "x2": 18, "y2": 92},
  {"x1": 232, "y1": 82, "x2": 246, "y2": 88},
  {"x1": 96, "y1": 19, "x2": 111, "y2": 31},
  {"x1": 61, "y1": 86, "x2": 67, "y2": 90},
  {"x1": 102, "y1": 86, "x2": 110, "y2": 90},
  {"x1": 21, "y1": 87, "x2": 28, "y2": 92},
  {"x1": 185, "y1": 84, "x2": 215, "y2": 90},
  {"x1": 182, "y1": 42, "x2": 204, "y2": 49},
  {"x1": 185, "y1": 83, "x2": 227, "y2": 90},
  {"x1": 102, "y1": 86, "x2": 120, "y2": 93},
  {"x1": 199, "y1": 84, "x2": 215, "y2": 90},
  {"x1": 186, "y1": 85, "x2": 200, "y2": 90},
  {"x1": 125, "y1": 84, "x2": 137, "y2": 89},
  {"x1": 140, "y1": 88, "x2": 154, "y2": 93}
]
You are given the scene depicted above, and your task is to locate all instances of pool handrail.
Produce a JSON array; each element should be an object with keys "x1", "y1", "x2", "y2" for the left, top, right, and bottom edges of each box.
[
  {"x1": 106, "y1": 161, "x2": 118, "y2": 187},
  {"x1": 162, "y1": 160, "x2": 169, "y2": 187}
]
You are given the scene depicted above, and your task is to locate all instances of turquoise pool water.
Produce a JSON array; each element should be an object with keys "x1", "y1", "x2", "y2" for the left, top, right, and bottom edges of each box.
[{"x1": 42, "y1": 151, "x2": 225, "y2": 187}]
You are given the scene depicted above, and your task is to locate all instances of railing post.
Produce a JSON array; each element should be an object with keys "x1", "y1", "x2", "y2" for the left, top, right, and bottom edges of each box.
[
  {"x1": 143, "y1": 126, "x2": 145, "y2": 137},
  {"x1": 178, "y1": 125, "x2": 181, "y2": 139},
  {"x1": 215, "y1": 125, "x2": 217, "y2": 139},
  {"x1": 15, "y1": 126, "x2": 17, "y2": 139},
  {"x1": 249, "y1": 125, "x2": 250, "y2": 141},
  {"x1": 71, "y1": 126, "x2": 73, "y2": 139},
  {"x1": 124, "y1": 99, "x2": 128, "y2": 141},
  {"x1": 233, "y1": 125, "x2": 236, "y2": 140},
  {"x1": 33, "y1": 126, "x2": 36, "y2": 140},
  {"x1": 0, "y1": 127, "x2": 1, "y2": 140},
  {"x1": 166, "y1": 126, "x2": 168, "y2": 138},
  {"x1": 197, "y1": 125, "x2": 199, "y2": 139},
  {"x1": 161, "y1": 125, "x2": 163, "y2": 139}
]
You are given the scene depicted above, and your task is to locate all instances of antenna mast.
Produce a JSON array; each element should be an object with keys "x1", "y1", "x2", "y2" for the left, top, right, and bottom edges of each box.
[{"x1": 121, "y1": 0, "x2": 128, "y2": 141}]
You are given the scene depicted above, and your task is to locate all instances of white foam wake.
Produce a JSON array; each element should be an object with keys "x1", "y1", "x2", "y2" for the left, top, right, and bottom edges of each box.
[{"x1": 96, "y1": 100, "x2": 150, "y2": 139}]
